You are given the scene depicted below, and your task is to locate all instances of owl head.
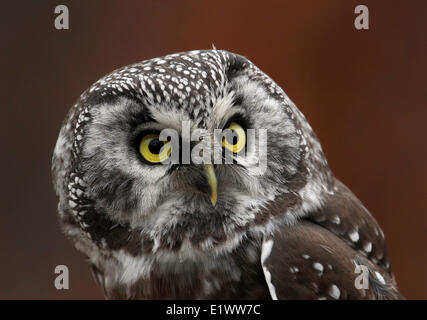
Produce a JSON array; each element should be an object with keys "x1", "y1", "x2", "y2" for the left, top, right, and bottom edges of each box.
[{"x1": 52, "y1": 50, "x2": 331, "y2": 260}]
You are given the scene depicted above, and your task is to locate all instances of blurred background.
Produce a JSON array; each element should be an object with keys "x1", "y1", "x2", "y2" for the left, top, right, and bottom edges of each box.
[{"x1": 0, "y1": 0, "x2": 425, "y2": 299}]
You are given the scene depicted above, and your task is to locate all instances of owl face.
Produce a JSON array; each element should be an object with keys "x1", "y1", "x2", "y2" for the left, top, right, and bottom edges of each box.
[{"x1": 54, "y1": 50, "x2": 314, "y2": 257}]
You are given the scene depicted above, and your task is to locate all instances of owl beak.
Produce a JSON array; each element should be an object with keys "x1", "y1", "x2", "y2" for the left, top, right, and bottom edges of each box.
[{"x1": 203, "y1": 164, "x2": 217, "y2": 206}]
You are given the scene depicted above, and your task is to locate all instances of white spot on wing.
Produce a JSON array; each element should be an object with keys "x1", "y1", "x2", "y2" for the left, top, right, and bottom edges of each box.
[
  {"x1": 332, "y1": 215, "x2": 340, "y2": 224},
  {"x1": 363, "y1": 241, "x2": 372, "y2": 253},
  {"x1": 375, "y1": 271, "x2": 386, "y2": 285},
  {"x1": 348, "y1": 230, "x2": 360, "y2": 242},
  {"x1": 289, "y1": 266, "x2": 299, "y2": 273},
  {"x1": 329, "y1": 284, "x2": 341, "y2": 299},
  {"x1": 261, "y1": 239, "x2": 278, "y2": 300},
  {"x1": 313, "y1": 262, "x2": 324, "y2": 275}
]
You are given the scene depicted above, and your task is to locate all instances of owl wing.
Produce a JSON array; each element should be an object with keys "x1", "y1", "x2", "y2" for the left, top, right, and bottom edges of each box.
[{"x1": 261, "y1": 179, "x2": 402, "y2": 300}]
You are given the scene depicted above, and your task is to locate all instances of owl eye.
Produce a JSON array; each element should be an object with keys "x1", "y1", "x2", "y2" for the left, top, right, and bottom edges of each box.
[
  {"x1": 139, "y1": 133, "x2": 171, "y2": 163},
  {"x1": 222, "y1": 122, "x2": 246, "y2": 153}
]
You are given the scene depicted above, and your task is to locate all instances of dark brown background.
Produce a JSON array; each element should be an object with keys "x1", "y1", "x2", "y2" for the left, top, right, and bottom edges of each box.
[{"x1": 0, "y1": 0, "x2": 425, "y2": 299}]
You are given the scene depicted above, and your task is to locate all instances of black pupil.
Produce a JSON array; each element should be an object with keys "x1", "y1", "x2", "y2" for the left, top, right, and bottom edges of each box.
[
  {"x1": 225, "y1": 130, "x2": 239, "y2": 145},
  {"x1": 148, "y1": 138, "x2": 163, "y2": 154}
]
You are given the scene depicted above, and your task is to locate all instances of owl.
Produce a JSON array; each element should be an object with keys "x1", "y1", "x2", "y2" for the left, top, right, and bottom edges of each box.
[{"x1": 52, "y1": 50, "x2": 401, "y2": 299}]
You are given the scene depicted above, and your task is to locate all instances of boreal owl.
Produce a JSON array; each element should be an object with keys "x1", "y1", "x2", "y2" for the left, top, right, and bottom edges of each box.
[{"x1": 52, "y1": 50, "x2": 402, "y2": 299}]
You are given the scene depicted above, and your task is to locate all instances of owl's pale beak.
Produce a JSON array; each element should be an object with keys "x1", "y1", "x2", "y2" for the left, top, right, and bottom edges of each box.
[{"x1": 203, "y1": 164, "x2": 217, "y2": 206}]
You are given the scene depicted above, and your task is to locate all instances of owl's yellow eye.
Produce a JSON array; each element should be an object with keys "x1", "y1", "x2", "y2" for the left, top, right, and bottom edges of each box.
[
  {"x1": 139, "y1": 133, "x2": 171, "y2": 163},
  {"x1": 222, "y1": 122, "x2": 246, "y2": 153}
]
